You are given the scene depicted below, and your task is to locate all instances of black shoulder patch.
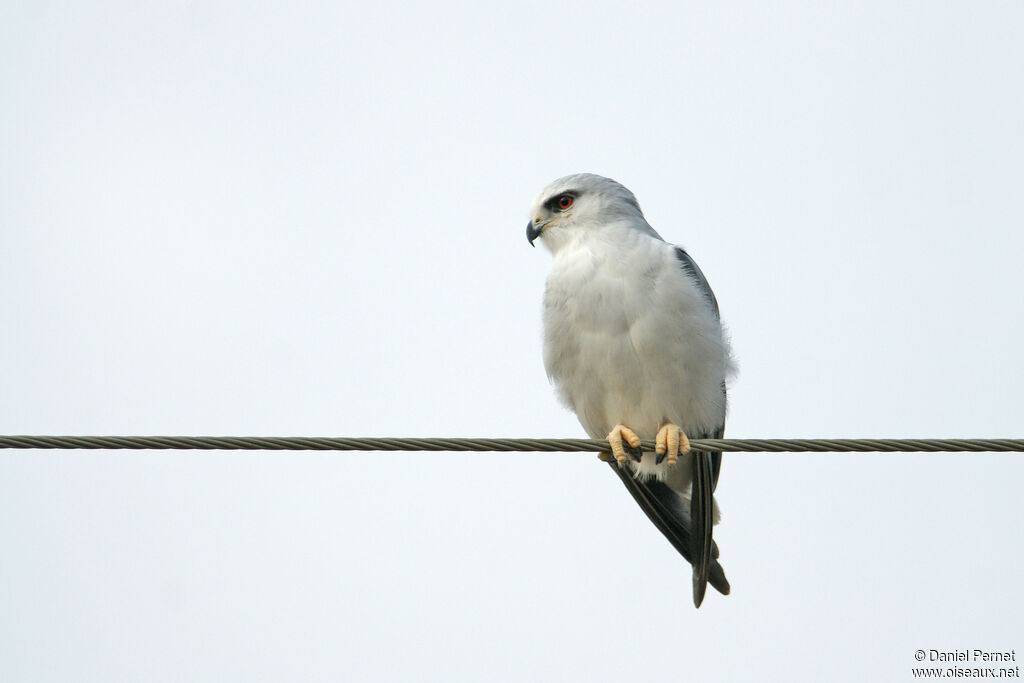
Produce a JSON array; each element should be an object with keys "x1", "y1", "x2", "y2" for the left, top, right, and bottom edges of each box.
[{"x1": 674, "y1": 247, "x2": 720, "y2": 319}]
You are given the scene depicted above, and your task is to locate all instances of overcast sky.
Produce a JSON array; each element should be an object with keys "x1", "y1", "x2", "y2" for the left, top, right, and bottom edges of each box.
[{"x1": 2, "y1": 2, "x2": 1023, "y2": 681}]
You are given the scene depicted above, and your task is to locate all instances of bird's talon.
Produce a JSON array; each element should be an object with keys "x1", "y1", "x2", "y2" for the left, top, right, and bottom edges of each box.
[
  {"x1": 606, "y1": 424, "x2": 641, "y2": 464},
  {"x1": 656, "y1": 423, "x2": 689, "y2": 467}
]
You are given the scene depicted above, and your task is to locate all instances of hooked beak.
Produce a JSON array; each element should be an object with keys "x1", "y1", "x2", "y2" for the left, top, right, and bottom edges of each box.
[{"x1": 526, "y1": 219, "x2": 548, "y2": 247}]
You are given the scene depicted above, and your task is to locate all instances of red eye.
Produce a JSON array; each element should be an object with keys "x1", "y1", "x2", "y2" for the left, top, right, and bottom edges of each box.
[{"x1": 557, "y1": 195, "x2": 573, "y2": 210}]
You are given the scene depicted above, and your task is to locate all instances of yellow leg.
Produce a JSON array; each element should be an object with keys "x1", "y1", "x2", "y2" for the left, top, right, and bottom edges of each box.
[
  {"x1": 606, "y1": 424, "x2": 642, "y2": 463},
  {"x1": 655, "y1": 423, "x2": 690, "y2": 466}
]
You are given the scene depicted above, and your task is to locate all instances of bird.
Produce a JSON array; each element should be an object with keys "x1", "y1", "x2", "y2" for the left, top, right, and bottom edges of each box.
[{"x1": 526, "y1": 173, "x2": 734, "y2": 607}]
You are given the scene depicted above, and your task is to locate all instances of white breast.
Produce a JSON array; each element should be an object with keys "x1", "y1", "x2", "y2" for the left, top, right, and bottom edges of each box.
[{"x1": 542, "y1": 228, "x2": 730, "y2": 449}]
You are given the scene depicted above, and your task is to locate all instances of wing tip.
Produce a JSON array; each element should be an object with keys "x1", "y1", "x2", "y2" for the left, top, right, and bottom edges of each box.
[
  {"x1": 694, "y1": 560, "x2": 730, "y2": 607},
  {"x1": 692, "y1": 574, "x2": 708, "y2": 608},
  {"x1": 711, "y1": 562, "x2": 731, "y2": 595}
]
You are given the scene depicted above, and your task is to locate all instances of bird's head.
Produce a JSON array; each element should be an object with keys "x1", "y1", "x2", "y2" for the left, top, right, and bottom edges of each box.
[{"x1": 526, "y1": 173, "x2": 646, "y2": 252}]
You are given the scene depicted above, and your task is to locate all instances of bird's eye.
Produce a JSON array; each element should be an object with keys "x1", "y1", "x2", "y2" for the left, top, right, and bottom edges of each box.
[{"x1": 557, "y1": 194, "x2": 574, "y2": 210}]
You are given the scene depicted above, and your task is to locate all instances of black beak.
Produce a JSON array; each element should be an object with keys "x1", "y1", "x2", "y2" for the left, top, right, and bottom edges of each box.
[{"x1": 526, "y1": 220, "x2": 542, "y2": 247}]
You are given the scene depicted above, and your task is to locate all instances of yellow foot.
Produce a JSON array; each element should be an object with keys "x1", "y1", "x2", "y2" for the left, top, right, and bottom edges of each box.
[
  {"x1": 606, "y1": 424, "x2": 642, "y2": 463},
  {"x1": 655, "y1": 423, "x2": 691, "y2": 466}
]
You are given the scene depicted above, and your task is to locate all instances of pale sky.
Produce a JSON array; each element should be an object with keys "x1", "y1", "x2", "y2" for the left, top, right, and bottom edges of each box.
[{"x1": 2, "y1": 2, "x2": 1022, "y2": 681}]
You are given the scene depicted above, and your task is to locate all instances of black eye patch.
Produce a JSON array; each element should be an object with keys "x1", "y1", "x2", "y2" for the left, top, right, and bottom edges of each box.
[{"x1": 545, "y1": 191, "x2": 578, "y2": 212}]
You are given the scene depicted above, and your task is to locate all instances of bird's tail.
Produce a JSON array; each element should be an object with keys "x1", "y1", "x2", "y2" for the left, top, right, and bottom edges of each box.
[{"x1": 608, "y1": 459, "x2": 730, "y2": 607}]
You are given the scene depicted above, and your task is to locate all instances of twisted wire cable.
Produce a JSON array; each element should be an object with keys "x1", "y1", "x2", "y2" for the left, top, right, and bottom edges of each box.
[{"x1": 1, "y1": 435, "x2": 1023, "y2": 453}]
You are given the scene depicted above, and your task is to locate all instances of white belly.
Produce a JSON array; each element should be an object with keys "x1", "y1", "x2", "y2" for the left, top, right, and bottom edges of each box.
[{"x1": 542, "y1": 237, "x2": 729, "y2": 445}]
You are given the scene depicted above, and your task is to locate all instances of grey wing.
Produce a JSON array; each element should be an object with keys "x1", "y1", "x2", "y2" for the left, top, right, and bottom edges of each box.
[
  {"x1": 676, "y1": 247, "x2": 727, "y2": 602},
  {"x1": 690, "y1": 425, "x2": 718, "y2": 607},
  {"x1": 706, "y1": 394, "x2": 725, "y2": 491},
  {"x1": 675, "y1": 247, "x2": 720, "y2": 320},
  {"x1": 608, "y1": 247, "x2": 729, "y2": 606}
]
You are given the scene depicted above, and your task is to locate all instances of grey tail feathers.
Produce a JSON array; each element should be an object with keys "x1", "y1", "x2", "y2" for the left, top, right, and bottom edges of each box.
[{"x1": 608, "y1": 459, "x2": 730, "y2": 607}]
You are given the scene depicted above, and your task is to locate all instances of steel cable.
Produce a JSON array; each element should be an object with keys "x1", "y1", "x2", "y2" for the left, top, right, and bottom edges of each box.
[{"x1": 2, "y1": 435, "x2": 1023, "y2": 453}]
